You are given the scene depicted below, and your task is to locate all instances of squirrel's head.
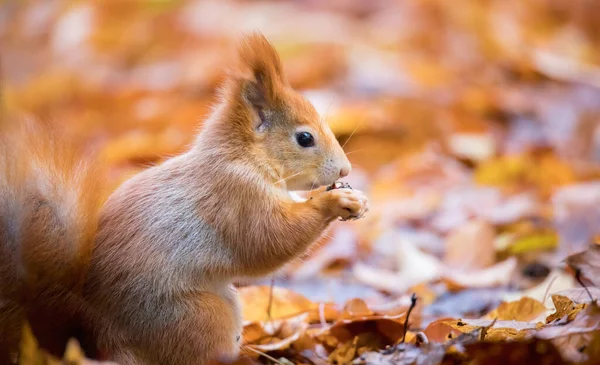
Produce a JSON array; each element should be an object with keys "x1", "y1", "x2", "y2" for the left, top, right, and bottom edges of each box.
[{"x1": 219, "y1": 33, "x2": 351, "y2": 191}]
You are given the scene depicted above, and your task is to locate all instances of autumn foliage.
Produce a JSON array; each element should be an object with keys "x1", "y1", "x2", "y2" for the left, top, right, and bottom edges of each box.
[{"x1": 3, "y1": 0, "x2": 600, "y2": 364}]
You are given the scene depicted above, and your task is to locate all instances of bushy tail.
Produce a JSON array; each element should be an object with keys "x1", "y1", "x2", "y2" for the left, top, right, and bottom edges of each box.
[
  {"x1": 0, "y1": 118, "x2": 105, "y2": 358},
  {"x1": 1, "y1": 118, "x2": 104, "y2": 290}
]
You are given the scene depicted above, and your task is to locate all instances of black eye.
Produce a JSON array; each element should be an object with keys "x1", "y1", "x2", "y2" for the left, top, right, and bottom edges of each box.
[{"x1": 295, "y1": 132, "x2": 315, "y2": 148}]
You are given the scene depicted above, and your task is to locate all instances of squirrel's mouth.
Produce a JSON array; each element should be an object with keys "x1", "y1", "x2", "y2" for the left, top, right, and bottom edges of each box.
[
  {"x1": 310, "y1": 177, "x2": 338, "y2": 191},
  {"x1": 286, "y1": 172, "x2": 337, "y2": 191}
]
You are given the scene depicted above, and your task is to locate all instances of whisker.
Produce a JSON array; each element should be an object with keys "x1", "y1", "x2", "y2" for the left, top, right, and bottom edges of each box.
[
  {"x1": 348, "y1": 162, "x2": 365, "y2": 170},
  {"x1": 275, "y1": 170, "x2": 307, "y2": 185},
  {"x1": 341, "y1": 118, "x2": 365, "y2": 150},
  {"x1": 345, "y1": 149, "x2": 367, "y2": 156},
  {"x1": 309, "y1": 174, "x2": 318, "y2": 192},
  {"x1": 322, "y1": 233, "x2": 335, "y2": 240},
  {"x1": 322, "y1": 101, "x2": 334, "y2": 136}
]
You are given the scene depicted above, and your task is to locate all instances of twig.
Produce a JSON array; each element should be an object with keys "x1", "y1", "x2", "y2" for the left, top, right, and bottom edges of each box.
[
  {"x1": 542, "y1": 274, "x2": 559, "y2": 306},
  {"x1": 401, "y1": 293, "x2": 418, "y2": 344},
  {"x1": 479, "y1": 318, "x2": 497, "y2": 341},
  {"x1": 266, "y1": 278, "x2": 275, "y2": 320},
  {"x1": 245, "y1": 346, "x2": 285, "y2": 365},
  {"x1": 318, "y1": 302, "x2": 328, "y2": 329},
  {"x1": 266, "y1": 277, "x2": 275, "y2": 331},
  {"x1": 575, "y1": 269, "x2": 595, "y2": 304}
]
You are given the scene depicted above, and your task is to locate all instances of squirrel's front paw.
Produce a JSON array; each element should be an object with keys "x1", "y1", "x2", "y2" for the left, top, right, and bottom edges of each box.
[{"x1": 323, "y1": 188, "x2": 369, "y2": 221}]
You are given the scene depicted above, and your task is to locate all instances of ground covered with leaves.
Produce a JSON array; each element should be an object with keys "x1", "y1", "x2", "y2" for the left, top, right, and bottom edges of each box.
[{"x1": 3, "y1": 0, "x2": 600, "y2": 364}]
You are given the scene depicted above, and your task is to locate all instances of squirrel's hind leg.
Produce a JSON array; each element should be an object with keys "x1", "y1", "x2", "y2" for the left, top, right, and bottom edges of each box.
[{"x1": 107, "y1": 290, "x2": 242, "y2": 365}]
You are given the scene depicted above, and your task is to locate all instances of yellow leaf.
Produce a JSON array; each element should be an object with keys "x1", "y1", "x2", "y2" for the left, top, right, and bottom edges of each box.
[
  {"x1": 19, "y1": 323, "x2": 61, "y2": 365},
  {"x1": 508, "y1": 232, "x2": 558, "y2": 255},
  {"x1": 474, "y1": 153, "x2": 575, "y2": 194}
]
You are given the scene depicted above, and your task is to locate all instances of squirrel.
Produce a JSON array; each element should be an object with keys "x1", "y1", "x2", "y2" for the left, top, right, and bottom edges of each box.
[
  {"x1": 0, "y1": 33, "x2": 368, "y2": 365},
  {"x1": 0, "y1": 118, "x2": 104, "y2": 363}
]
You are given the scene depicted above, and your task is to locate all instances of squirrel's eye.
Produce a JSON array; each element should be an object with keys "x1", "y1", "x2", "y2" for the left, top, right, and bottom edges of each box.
[{"x1": 295, "y1": 132, "x2": 315, "y2": 148}]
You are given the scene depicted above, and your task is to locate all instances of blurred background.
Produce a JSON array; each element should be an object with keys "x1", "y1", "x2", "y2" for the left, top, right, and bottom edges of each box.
[{"x1": 2, "y1": 0, "x2": 600, "y2": 319}]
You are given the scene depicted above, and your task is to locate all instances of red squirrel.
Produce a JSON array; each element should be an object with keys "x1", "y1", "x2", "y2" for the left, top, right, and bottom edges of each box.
[{"x1": 0, "y1": 33, "x2": 368, "y2": 364}]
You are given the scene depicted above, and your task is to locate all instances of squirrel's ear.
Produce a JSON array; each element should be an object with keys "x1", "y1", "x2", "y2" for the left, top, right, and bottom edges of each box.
[{"x1": 236, "y1": 33, "x2": 285, "y2": 113}]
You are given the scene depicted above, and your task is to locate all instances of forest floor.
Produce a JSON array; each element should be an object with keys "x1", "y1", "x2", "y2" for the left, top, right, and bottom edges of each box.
[{"x1": 3, "y1": 1, "x2": 600, "y2": 364}]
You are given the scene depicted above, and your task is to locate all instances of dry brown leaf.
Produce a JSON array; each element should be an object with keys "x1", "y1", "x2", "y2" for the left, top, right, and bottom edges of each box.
[
  {"x1": 289, "y1": 226, "x2": 357, "y2": 281},
  {"x1": 545, "y1": 285, "x2": 600, "y2": 324},
  {"x1": 443, "y1": 257, "x2": 517, "y2": 291},
  {"x1": 553, "y1": 287, "x2": 600, "y2": 304},
  {"x1": 249, "y1": 323, "x2": 308, "y2": 353},
  {"x1": 328, "y1": 319, "x2": 407, "y2": 353},
  {"x1": 442, "y1": 318, "x2": 538, "y2": 341},
  {"x1": 337, "y1": 298, "x2": 374, "y2": 321},
  {"x1": 306, "y1": 303, "x2": 340, "y2": 325},
  {"x1": 503, "y1": 269, "x2": 576, "y2": 308},
  {"x1": 444, "y1": 219, "x2": 495, "y2": 271},
  {"x1": 546, "y1": 295, "x2": 586, "y2": 324},
  {"x1": 484, "y1": 297, "x2": 548, "y2": 322},
  {"x1": 320, "y1": 297, "x2": 417, "y2": 354},
  {"x1": 460, "y1": 339, "x2": 568, "y2": 365},
  {"x1": 537, "y1": 303, "x2": 600, "y2": 340},
  {"x1": 423, "y1": 318, "x2": 465, "y2": 343},
  {"x1": 243, "y1": 313, "x2": 309, "y2": 355},
  {"x1": 566, "y1": 244, "x2": 600, "y2": 287},
  {"x1": 239, "y1": 286, "x2": 316, "y2": 323},
  {"x1": 353, "y1": 238, "x2": 443, "y2": 294}
]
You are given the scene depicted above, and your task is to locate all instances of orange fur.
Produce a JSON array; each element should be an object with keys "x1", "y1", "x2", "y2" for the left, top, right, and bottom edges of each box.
[
  {"x1": 0, "y1": 33, "x2": 368, "y2": 364},
  {"x1": 0, "y1": 119, "x2": 105, "y2": 361}
]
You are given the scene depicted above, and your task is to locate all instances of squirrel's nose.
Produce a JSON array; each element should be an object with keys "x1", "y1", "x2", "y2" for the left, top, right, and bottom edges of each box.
[{"x1": 339, "y1": 165, "x2": 351, "y2": 178}]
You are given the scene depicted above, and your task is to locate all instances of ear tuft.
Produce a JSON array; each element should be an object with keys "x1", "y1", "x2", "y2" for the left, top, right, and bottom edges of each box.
[{"x1": 236, "y1": 32, "x2": 286, "y2": 109}]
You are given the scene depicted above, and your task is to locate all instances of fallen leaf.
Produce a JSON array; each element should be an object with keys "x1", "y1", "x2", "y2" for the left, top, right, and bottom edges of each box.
[
  {"x1": 423, "y1": 318, "x2": 465, "y2": 343},
  {"x1": 484, "y1": 297, "x2": 548, "y2": 322},
  {"x1": 554, "y1": 183, "x2": 600, "y2": 260},
  {"x1": 507, "y1": 232, "x2": 558, "y2": 255},
  {"x1": 537, "y1": 303, "x2": 600, "y2": 341},
  {"x1": 442, "y1": 318, "x2": 538, "y2": 341},
  {"x1": 243, "y1": 313, "x2": 309, "y2": 357},
  {"x1": 545, "y1": 294, "x2": 586, "y2": 324},
  {"x1": 552, "y1": 287, "x2": 600, "y2": 304},
  {"x1": 338, "y1": 298, "x2": 374, "y2": 321},
  {"x1": 444, "y1": 219, "x2": 495, "y2": 271},
  {"x1": 353, "y1": 238, "x2": 442, "y2": 294},
  {"x1": 356, "y1": 342, "x2": 447, "y2": 365},
  {"x1": 566, "y1": 244, "x2": 600, "y2": 287},
  {"x1": 475, "y1": 153, "x2": 575, "y2": 194},
  {"x1": 502, "y1": 269, "x2": 575, "y2": 308},
  {"x1": 460, "y1": 339, "x2": 568, "y2": 365},
  {"x1": 443, "y1": 257, "x2": 518, "y2": 290},
  {"x1": 448, "y1": 132, "x2": 496, "y2": 162},
  {"x1": 250, "y1": 323, "x2": 308, "y2": 353},
  {"x1": 324, "y1": 298, "x2": 415, "y2": 352},
  {"x1": 424, "y1": 288, "x2": 510, "y2": 319},
  {"x1": 240, "y1": 286, "x2": 316, "y2": 323},
  {"x1": 289, "y1": 226, "x2": 357, "y2": 281}
]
